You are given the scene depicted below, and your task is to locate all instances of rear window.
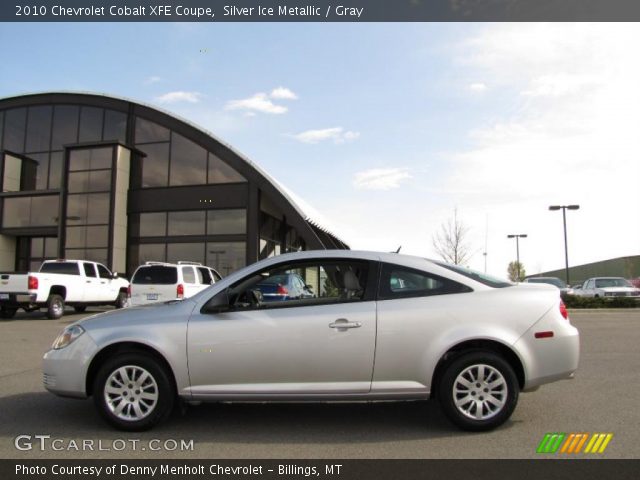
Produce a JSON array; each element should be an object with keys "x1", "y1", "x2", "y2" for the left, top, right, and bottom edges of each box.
[
  {"x1": 132, "y1": 266, "x2": 178, "y2": 285},
  {"x1": 433, "y1": 261, "x2": 513, "y2": 288},
  {"x1": 39, "y1": 262, "x2": 80, "y2": 276},
  {"x1": 526, "y1": 277, "x2": 566, "y2": 288}
]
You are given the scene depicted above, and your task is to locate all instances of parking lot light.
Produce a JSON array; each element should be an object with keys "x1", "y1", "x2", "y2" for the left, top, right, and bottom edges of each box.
[{"x1": 548, "y1": 205, "x2": 580, "y2": 285}]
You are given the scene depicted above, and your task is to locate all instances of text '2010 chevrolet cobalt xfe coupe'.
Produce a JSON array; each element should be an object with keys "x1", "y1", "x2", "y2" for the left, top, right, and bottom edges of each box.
[{"x1": 43, "y1": 251, "x2": 579, "y2": 431}]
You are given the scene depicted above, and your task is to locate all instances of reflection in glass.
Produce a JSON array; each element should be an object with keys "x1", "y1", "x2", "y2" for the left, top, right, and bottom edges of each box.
[
  {"x1": 68, "y1": 170, "x2": 112, "y2": 193},
  {"x1": 103, "y1": 110, "x2": 127, "y2": 142},
  {"x1": 65, "y1": 248, "x2": 108, "y2": 265},
  {"x1": 207, "y1": 209, "x2": 246, "y2": 235},
  {"x1": 78, "y1": 107, "x2": 103, "y2": 143},
  {"x1": 28, "y1": 153, "x2": 50, "y2": 190},
  {"x1": 208, "y1": 154, "x2": 246, "y2": 184},
  {"x1": 206, "y1": 241, "x2": 246, "y2": 275},
  {"x1": 51, "y1": 105, "x2": 79, "y2": 150},
  {"x1": 67, "y1": 193, "x2": 110, "y2": 224},
  {"x1": 138, "y1": 244, "x2": 166, "y2": 264},
  {"x1": 167, "y1": 243, "x2": 204, "y2": 264},
  {"x1": 139, "y1": 212, "x2": 167, "y2": 237},
  {"x1": 135, "y1": 117, "x2": 170, "y2": 143},
  {"x1": 139, "y1": 143, "x2": 170, "y2": 187},
  {"x1": 2, "y1": 196, "x2": 58, "y2": 228},
  {"x1": 48, "y1": 152, "x2": 63, "y2": 189},
  {"x1": 167, "y1": 211, "x2": 205, "y2": 236},
  {"x1": 4, "y1": 108, "x2": 27, "y2": 152},
  {"x1": 25, "y1": 106, "x2": 52, "y2": 153},
  {"x1": 69, "y1": 147, "x2": 112, "y2": 171},
  {"x1": 170, "y1": 133, "x2": 207, "y2": 186}
]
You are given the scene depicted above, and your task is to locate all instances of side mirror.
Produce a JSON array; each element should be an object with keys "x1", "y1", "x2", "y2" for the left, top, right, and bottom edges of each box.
[
  {"x1": 202, "y1": 289, "x2": 231, "y2": 314},
  {"x1": 112, "y1": 272, "x2": 119, "y2": 279},
  {"x1": 305, "y1": 284, "x2": 314, "y2": 290}
]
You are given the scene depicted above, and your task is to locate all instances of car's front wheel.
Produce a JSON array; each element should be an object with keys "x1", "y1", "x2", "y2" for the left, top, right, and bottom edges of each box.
[
  {"x1": 93, "y1": 353, "x2": 175, "y2": 431},
  {"x1": 437, "y1": 351, "x2": 519, "y2": 431}
]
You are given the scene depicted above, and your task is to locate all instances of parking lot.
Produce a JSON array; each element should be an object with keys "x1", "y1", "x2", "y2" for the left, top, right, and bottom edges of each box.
[{"x1": 0, "y1": 308, "x2": 639, "y2": 459}]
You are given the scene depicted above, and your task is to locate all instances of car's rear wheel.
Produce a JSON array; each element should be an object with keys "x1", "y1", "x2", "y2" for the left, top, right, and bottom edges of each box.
[
  {"x1": 437, "y1": 351, "x2": 518, "y2": 431},
  {"x1": 46, "y1": 294, "x2": 65, "y2": 319},
  {"x1": 93, "y1": 353, "x2": 174, "y2": 431},
  {"x1": 114, "y1": 291, "x2": 127, "y2": 309}
]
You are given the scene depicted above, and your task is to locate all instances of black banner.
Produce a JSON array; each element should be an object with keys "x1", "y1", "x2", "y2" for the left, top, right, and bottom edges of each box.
[
  {"x1": 3, "y1": 459, "x2": 640, "y2": 480},
  {"x1": 4, "y1": 0, "x2": 640, "y2": 22}
]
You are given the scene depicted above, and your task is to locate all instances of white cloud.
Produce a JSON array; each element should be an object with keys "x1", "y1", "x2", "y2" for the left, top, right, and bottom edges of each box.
[
  {"x1": 270, "y1": 87, "x2": 298, "y2": 100},
  {"x1": 469, "y1": 82, "x2": 487, "y2": 92},
  {"x1": 290, "y1": 127, "x2": 360, "y2": 144},
  {"x1": 225, "y1": 93, "x2": 288, "y2": 114},
  {"x1": 155, "y1": 91, "x2": 202, "y2": 104},
  {"x1": 353, "y1": 168, "x2": 411, "y2": 191},
  {"x1": 443, "y1": 23, "x2": 640, "y2": 275}
]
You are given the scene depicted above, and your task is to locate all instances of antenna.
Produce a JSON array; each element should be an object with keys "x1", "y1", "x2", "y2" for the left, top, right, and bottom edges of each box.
[
  {"x1": 483, "y1": 214, "x2": 489, "y2": 273},
  {"x1": 394, "y1": 246, "x2": 402, "y2": 253}
]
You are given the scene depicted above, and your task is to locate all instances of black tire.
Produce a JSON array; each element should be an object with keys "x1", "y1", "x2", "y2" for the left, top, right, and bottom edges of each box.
[
  {"x1": 74, "y1": 306, "x2": 87, "y2": 313},
  {"x1": 46, "y1": 294, "x2": 65, "y2": 319},
  {"x1": 0, "y1": 307, "x2": 17, "y2": 319},
  {"x1": 114, "y1": 291, "x2": 128, "y2": 309},
  {"x1": 437, "y1": 351, "x2": 519, "y2": 431},
  {"x1": 93, "y1": 353, "x2": 175, "y2": 431}
]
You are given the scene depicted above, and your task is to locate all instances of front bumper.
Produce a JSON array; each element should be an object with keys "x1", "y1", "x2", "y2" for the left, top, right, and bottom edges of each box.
[{"x1": 42, "y1": 331, "x2": 99, "y2": 399}]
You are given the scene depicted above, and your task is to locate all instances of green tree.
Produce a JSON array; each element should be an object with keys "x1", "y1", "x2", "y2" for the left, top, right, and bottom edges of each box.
[{"x1": 507, "y1": 261, "x2": 526, "y2": 282}]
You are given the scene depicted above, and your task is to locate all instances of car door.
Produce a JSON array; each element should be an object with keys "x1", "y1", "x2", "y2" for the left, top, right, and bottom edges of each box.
[
  {"x1": 81, "y1": 262, "x2": 99, "y2": 302},
  {"x1": 187, "y1": 258, "x2": 377, "y2": 396},
  {"x1": 96, "y1": 263, "x2": 119, "y2": 302}
]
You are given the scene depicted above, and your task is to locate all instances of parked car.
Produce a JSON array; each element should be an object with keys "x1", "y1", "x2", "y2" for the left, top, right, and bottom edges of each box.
[
  {"x1": 254, "y1": 272, "x2": 315, "y2": 301},
  {"x1": 0, "y1": 260, "x2": 129, "y2": 319},
  {"x1": 576, "y1": 277, "x2": 640, "y2": 298},
  {"x1": 129, "y1": 261, "x2": 222, "y2": 306},
  {"x1": 522, "y1": 276, "x2": 574, "y2": 295},
  {"x1": 43, "y1": 250, "x2": 579, "y2": 432}
]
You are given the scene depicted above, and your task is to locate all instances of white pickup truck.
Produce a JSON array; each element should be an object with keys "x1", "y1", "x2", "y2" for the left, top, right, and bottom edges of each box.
[{"x1": 0, "y1": 260, "x2": 130, "y2": 319}]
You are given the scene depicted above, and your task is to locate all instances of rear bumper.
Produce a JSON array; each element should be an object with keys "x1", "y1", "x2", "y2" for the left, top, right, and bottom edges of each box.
[
  {"x1": 515, "y1": 324, "x2": 580, "y2": 391},
  {"x1": 0, "y1": 292, "x2": 37, "y2": 307}
]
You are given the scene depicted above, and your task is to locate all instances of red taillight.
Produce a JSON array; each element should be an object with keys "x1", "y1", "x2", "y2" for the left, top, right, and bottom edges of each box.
[
  {"x1": 276, "y1": 284, "x2": 288, "y2": 295},
  {"x1": 535, "y1": 331, "x2": 555, "y2": 339},
  {"x1": 559, "y1": 299, "x2": 569, "y2": 320},
  {"x1": 127, "y1": 285, "x2": 131, "y2": 298},
  {"x1": 28, "y1": 275, "x2": 38, "y2": 290},
  {"x1": 177, "y1": 284, "x2": 184, "y2": 299}
]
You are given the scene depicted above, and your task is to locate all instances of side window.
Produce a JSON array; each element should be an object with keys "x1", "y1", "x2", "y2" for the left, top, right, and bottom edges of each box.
[
  {"x1": 97, "y1": 264, "x2": 112, "y2": 279},
  {"x1": 182, "y1": 266, "x2": 196, "y2": 284},
  {"x1": 211, "y1": 269, "x2": 222, "y2": 282},
  {"x1": 378, "y1": 263, "x2": 471, "y2": 300},
  {"x1": 194, "y1": 267, "x2": 204, "y2": 284},
  {"x1": 198, "y1": 267, "x2": 213, "y2": 285},
  {"x1": 83, "y1": 263, "x2": 97, "y2": 278},
  {"x1": 228, "y1": 260, "x2": 370, "y2": 310}
]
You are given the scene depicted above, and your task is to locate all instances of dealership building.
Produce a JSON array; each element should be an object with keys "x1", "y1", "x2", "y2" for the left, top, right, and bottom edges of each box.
[{"x1": 0, "y1": 92, "x2": 347, "y2": 276}]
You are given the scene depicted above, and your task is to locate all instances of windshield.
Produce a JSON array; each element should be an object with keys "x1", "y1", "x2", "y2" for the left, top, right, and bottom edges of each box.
[
  {"x1": 433, "y1": 261, "x2": 513, "y2": 288},
  {"x1": 595, "y1": 278, "x2": 632, "y2": 288}
]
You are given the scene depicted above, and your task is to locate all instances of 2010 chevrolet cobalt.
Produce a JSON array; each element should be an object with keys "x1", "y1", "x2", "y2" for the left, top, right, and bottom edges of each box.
[{"x1": 43, "y1": 251, "x2": 579, "y2": 431}]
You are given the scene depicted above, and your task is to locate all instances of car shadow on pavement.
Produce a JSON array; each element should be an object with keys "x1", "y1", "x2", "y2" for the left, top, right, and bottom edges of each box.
[{"x1": 0, "y1": 391, "x2": 513, "y2": 445}]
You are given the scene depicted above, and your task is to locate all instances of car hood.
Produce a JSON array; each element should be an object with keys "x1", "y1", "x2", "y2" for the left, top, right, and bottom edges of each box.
[{"x1": 74, "y1": 299, "x2": 197, "y2": 331}]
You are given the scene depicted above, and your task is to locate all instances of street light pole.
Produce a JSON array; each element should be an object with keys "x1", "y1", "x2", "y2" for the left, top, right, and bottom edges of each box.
[
  {"x1": 507, "y1": 234, "x2": 527, "y2": 281},
  {"x1": 548, "y1": 204, "x2": 580, "y2": 286}
]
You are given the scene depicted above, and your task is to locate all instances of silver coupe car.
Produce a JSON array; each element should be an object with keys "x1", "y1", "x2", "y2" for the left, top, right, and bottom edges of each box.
[{"x1": 43, "y1": 251, "x2": 580, "y2": 431}]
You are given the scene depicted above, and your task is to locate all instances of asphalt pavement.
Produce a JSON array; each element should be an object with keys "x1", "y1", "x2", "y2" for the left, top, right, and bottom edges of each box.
[{"x1": 1, "y1": 308, "x2": 638, "y2": 459}]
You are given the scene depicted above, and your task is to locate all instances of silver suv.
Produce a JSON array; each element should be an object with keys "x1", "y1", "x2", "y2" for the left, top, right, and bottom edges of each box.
[{"x1": 129, "y1": 261, "x2": 221, "y2": 306}]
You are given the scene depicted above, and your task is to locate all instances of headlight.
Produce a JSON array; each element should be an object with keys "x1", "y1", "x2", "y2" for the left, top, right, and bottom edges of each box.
[{"x1": 52, "y1": 325, "x2": 85, "y2": 350}]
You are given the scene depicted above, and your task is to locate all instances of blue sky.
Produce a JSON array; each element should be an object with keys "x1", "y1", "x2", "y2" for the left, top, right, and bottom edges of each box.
[{"x1": 1, "y1": 23, "x2": 638, "y2": 277}]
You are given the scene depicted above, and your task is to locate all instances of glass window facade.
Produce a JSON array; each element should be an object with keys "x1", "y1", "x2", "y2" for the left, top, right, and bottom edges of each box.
[
  {"x1": 1, "y1": 94, "x2": 344, "y2": 279},
  {"x1": 25, "y1": 106, "x2": 52, "y2": 153}
]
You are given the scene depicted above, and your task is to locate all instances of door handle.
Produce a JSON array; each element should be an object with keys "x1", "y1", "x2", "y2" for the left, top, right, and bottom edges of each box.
[{"x1": 329, "y1": 318, "x2": 362, "y2": 329}]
